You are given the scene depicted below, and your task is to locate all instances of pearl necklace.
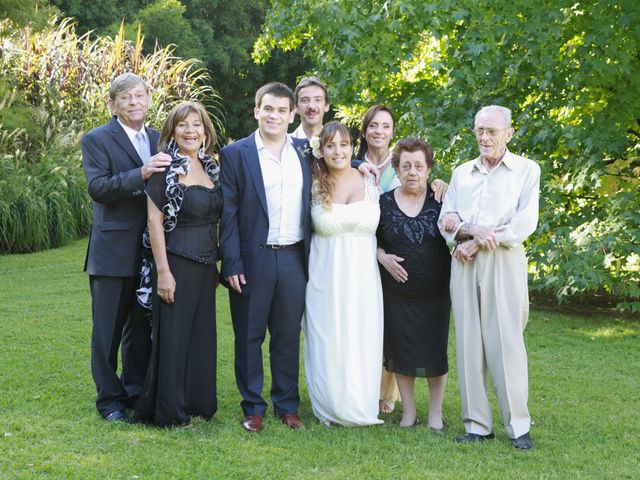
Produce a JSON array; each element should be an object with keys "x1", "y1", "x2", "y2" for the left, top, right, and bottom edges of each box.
[{"x1": 364, "y1": 150, "x2": 392, "y2": 170}]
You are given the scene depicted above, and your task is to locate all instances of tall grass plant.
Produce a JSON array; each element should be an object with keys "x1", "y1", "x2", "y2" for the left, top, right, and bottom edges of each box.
[{"x1": 0, "y1": 17, "x2": 222, "y2": 253}]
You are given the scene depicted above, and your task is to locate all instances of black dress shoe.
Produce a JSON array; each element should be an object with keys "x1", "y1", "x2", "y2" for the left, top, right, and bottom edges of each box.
[
  {"x1": 456, "y1": 432, "x2": 495, "y2": 443},
  {"x1": 511, "y1": 432, "x2": 533, "y2": 450},
  {"x1": 104, "y1": 410, "x2": 129, "y2": 422}
]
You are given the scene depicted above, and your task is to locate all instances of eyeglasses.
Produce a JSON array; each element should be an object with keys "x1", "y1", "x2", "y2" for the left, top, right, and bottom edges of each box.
[
  {"x1": 473, "y1": 127, "x2": 507, "y2": 137},
  {"x1": 399, "y1": 163, "x2": 426, "y2": 172}
]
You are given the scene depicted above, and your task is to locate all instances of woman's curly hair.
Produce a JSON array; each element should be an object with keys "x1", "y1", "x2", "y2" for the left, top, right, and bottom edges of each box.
[{"x1": 312, "y1": 121, "x2": 353, "y2": 209}]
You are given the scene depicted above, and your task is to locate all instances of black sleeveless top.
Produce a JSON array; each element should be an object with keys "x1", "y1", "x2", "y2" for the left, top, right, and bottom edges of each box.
[
  {"x1": 145, "y1": 171, "x2": 223, "y2": 264},
  {"x1": 376, "y1": 188, "x2": 451, "y2": 302}
]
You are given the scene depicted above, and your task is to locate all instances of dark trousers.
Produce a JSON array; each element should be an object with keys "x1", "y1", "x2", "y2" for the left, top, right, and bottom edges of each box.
[
  {"x1": 229, "y1": 245, "x2": 306, "y2": 417},
  {"x1": 89, "y1": 275, "x2": 151, "y2": 416},
  {"x1": 135, "y1": 254, "x2": 217, "y2": 426}
]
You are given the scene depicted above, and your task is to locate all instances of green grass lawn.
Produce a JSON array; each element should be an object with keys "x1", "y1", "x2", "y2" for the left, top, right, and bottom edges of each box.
[{"x1": 1, "y1": 239, "x2": 638, "y2": 479}]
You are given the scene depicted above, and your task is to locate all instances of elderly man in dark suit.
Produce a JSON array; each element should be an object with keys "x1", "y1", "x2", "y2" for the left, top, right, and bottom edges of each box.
[{"x1": 82, "y1": 73, "x2": 170, "y2": 422}]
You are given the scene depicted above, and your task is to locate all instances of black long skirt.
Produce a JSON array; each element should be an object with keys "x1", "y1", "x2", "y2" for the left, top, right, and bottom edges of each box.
[
  {"x1": 135, "y1": 253, "x2": 217, "y2": 426},
  {"x1": 383, "y1": 295, "x2": 450, "y2": 378}
]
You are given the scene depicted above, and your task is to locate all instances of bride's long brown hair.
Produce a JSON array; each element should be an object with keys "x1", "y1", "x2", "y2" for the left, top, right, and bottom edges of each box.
[{"x1": 312, "y1": 121, "x2": 353, "y2": 209}]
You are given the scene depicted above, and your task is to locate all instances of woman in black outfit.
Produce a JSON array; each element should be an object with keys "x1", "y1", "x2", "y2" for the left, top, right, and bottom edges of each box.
[
  {"x1": 376, "y1": 137, "x2": 451, "y2": 430},
  {"x1": 135, "y1": 101, "x2": 221, "y2": 427}
]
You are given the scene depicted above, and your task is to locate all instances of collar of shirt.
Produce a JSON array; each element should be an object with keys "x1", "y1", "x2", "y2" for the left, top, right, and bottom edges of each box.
[
  {"x1": 290, "y1": 124, "x2": 308, "y2": 140},
  {"x1": 117, "y1": 118, "x2": 147, "y2": 145},
  {"x1": 255, "y1": 129, "x2": 295, "y2": 157},
  {"x1": 473, "y1": 148, "x2": 515, "y2": 173}
]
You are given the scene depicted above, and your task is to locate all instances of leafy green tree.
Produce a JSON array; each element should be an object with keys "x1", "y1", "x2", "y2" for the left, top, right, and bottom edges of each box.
[
  {"x1": 1, "y1": 0, "x2": 55, "y2": 28},
  {"x1": 256, "y1": 0, "x2": 640, "y2": 311},
  {"x1": 136, "y1": 0, "x2": 202, "y2": 61},
  {"x1": 48, "y1": 0, "x2": 138, "y2": 34},
  {"x1": 178, "y1": 0, "x2": 310, "y2": 137}
]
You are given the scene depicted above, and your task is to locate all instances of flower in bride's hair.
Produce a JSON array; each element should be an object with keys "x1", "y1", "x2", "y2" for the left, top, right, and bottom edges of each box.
[{"x1": 310, "y1": 135, "x2": 322, "y2": 159}]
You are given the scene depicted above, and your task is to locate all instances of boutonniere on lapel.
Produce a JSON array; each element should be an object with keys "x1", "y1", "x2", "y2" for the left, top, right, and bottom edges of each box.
[
  {"x1": 309, "y1": 135, "x2": 321, "y2": 159},
  {"x1": 295, "y1": 142, "x2": 312, "y2": 160}
]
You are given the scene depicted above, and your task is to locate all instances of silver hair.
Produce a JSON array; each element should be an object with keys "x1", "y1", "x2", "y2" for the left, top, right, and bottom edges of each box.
[
  {"x1": 475, "y1": 105, "x2": 512, "y2": 128},
  {"x1": 109, "y1": 73, "x2": 150, "y2": 101}
]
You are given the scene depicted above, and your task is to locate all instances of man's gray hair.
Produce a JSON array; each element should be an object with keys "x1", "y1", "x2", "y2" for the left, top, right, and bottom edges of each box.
[
  {"x1": 109, "y1": 73, "x2": 150, "y2": 101},
  {"x1": 475, "y1": 105, "x2": 512, "y2": 129}
]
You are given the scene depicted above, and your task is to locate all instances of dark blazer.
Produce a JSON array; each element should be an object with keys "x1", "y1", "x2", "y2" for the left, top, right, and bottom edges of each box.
[
  {"x1": 82, "y1": 117, "x2": 160, "y2": 277},
  {"x1": 219, "y1": 133, "x2": 312, "y2": 295}
]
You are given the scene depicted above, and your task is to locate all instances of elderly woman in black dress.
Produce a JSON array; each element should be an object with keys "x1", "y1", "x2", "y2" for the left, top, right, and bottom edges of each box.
[
  {"x1": 134, "y1": 101, "x2": 221, "y2": 427},
  {"x1": 376, "y1": 137, "x2": 451, "y2": 429},
  {"x1": 357, "y1": 105, "x2": 449, "y2": 414}
]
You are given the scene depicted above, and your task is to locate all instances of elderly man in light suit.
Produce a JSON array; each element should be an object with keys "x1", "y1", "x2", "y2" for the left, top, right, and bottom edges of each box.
[
  {"x1": 439, "y1": 105, "x2": 540, "y2": 450},
  {"x1": 82, "y1": 73, "x2": 170, "y2": 422}
]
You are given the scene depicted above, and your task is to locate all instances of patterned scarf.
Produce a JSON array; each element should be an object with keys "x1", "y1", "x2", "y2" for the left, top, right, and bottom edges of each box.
[{"x1": 136, "y1": 140, "x2": 219, "y2": 310}]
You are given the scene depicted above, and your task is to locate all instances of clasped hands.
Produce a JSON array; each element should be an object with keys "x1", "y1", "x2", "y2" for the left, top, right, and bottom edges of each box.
[{"x1": 452, "y1": 222, "x2": 507, "y2": 263}]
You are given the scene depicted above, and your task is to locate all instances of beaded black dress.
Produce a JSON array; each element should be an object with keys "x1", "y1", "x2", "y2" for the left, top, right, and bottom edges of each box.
[{"x1": 376, "y1": 187, "x2": 451, "y2": 378}]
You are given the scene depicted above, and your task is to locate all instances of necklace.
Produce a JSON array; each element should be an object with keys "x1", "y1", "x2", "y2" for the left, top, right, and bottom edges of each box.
[
  {"x1": 364, "y1": 150, "x2": 392, "y2": 170},
  {"x1": 400, "y1": 188, "x2": 426, "y2": 208}
]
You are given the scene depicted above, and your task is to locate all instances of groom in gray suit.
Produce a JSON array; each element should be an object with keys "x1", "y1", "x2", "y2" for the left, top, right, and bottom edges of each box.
[{"x1": 82, "y1": 73, "x2": 170, "y2": 421}]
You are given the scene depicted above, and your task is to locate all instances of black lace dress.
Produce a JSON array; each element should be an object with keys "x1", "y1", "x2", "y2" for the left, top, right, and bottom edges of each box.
[
  {"x1": 135, "y1": 171, "x2": 222, "y2": 427},
  {"x1": 376, "y1": 188, "x2": 451, "y2": 378}
]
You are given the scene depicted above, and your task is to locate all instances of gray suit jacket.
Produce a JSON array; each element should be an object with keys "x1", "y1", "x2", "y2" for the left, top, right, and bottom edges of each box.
[{"x1": 82, "y1": 117, "x2": 160, "y2": 277}]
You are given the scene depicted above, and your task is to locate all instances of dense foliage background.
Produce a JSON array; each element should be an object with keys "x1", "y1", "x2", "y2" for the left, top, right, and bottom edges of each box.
[
  {"x1": 255, "y1": 0, "x2": 640, "y2": 312},
  {"x1": 0, "y1": 0, "x2": 638, "y2": 312}
]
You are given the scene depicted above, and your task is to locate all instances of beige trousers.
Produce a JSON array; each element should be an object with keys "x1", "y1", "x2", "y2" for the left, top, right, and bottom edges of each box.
[{"x1": 451, "y1": 245, "x2": 531, "y2": 439}]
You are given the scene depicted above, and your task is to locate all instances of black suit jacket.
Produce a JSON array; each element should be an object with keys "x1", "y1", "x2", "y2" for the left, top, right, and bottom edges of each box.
[
  {"x1": 219, "y1": 133, "x2": 312, "y2": 295},
  {"x1": 82, "y1": 117, "x2": 160, "y2": 277}
]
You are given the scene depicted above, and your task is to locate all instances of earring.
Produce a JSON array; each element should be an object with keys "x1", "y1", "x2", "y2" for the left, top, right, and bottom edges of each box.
[{"x1": 199, "y1": 138, "x2": 206, "y2": 159}]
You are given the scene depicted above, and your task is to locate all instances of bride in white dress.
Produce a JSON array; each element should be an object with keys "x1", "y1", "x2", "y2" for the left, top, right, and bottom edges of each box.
[{"x1": 303, "y1": 121, "x2": 383, "y2": 426}]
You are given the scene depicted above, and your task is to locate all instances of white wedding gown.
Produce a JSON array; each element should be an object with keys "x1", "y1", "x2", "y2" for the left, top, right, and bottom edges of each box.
[{"x1": 303, "y1": 177, "x2": 384, "y2": 426}]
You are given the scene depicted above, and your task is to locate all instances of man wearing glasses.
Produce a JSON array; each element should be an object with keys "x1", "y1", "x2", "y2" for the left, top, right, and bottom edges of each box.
[{"x1": 438, "y1": 105, "x2": 540, "y2": 450}]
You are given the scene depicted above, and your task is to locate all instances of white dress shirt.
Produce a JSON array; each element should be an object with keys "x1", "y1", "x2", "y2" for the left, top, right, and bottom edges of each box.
[
  {"x1": 117, "y1": 119, "x2": 150, "y2": 164},
  {"x1": 255, "y1": 130, "x2": 304, "y2": 245},
  {"x1": 439, "y1": 149, "x2": 540, "y2": 249},
  {"x1": 290, "y1": 124, "x2": 309, "y2": 140}
]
